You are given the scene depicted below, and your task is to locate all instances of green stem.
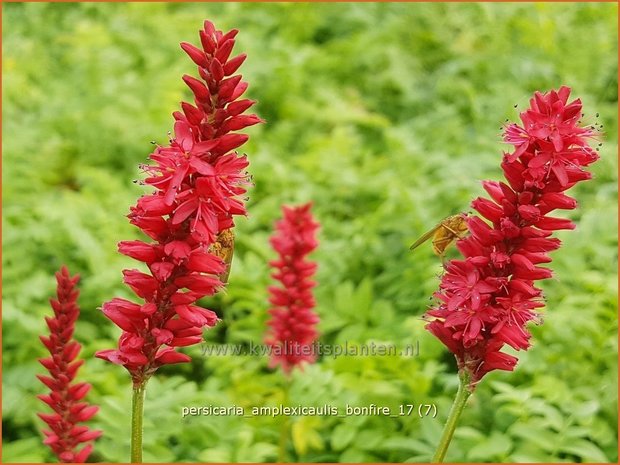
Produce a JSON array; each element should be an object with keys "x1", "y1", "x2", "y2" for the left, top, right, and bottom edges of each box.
[
  {"x1": 277, "y1": 375, "x2": 291, "y2": 462},
  {"x1": 131, "y1": 382, "x2": 147, "y2": 463},
  {"x1": 431, "y1": 371, "x2": 472, "y2": 463}
]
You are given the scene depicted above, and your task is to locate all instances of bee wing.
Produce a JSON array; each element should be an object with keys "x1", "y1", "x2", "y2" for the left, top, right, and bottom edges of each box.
[
  {"x1": 432, "y1": 231, "x2": 455, "y2": 256},
  {"x1": 222, "y1": 242, "x2": 234, "y2": 268},
  {"x1": 219, "y1": 255, "x2": 233, "y2": 284},
  {"x1": 410, "y1": 224, "x2": 442, "y2": 251},
  {"x1": 219, "y1": 231, "x2": 235, "y2": 284}
]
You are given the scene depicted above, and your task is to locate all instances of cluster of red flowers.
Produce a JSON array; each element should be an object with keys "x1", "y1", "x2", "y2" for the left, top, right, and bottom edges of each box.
[
  {"x1": 266, "y1": 203, "x2": 320, "y2": 373},
  {"x1": 96, "y1": 20, "x2": 261, "y2": 385},
  {"x1": 38, "y1": 266, "x2": 101, "y2": 463},
  {"x1": 424, "y1": 87, "x2": 599, "y2": 385}
]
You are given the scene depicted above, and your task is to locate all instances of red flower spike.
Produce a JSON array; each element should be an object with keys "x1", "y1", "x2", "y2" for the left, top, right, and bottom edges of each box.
[
  {"x1": 424, "y1": 87, "x2": 599, "y2": 387},
  {"x1": 265, "y1": 203, "x2": 320, "y2": 374},
  {"x1": 38, "y1": 266, "x2": 101, "y2": 463},
  {"x1": 97, "y1": 20, "x2": 261, "y2": 385}
]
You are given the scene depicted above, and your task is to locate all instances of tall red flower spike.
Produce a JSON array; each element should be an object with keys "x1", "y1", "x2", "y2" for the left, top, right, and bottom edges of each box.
[
  {"x1": 266, "y1": 203, "x2": 320, "y2": 373},
  {"x1": 38, "y1": 266, "x2": 101, "y2": 463},
  {"x1": 96, "y1": 20, "x2": 262, "y2": 385},
  {"x1": 424, "y1": 87, "x2": 599, "y2": 387}
]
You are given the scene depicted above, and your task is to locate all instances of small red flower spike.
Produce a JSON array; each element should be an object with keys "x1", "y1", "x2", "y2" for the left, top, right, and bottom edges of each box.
[
  {"x1": 38, "y1": 266, "x2": 101, "y2": 463},
  {"x1": 266, "y1": 203, "x2": 320, "y2": 374}
]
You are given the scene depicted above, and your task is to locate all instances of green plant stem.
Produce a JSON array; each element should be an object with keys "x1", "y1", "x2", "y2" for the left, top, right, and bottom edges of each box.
[
  {"x1": 131, "y1": 381, "x2": 147, "y2": 463},
  {"x1": 431, "y1": 371, "x2": 472, "y2": 463},
  {"x1": 277, "y1": 375, "x2": 291, "y2": 462}
]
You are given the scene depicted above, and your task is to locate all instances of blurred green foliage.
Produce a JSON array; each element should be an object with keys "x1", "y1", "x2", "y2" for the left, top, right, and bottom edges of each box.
[{"x1": 2, "y1": 2, "x2": 617, "y2": 463}]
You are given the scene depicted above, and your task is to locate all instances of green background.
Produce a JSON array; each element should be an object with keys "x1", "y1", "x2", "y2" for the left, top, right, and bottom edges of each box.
[{"x1": 2, "y1": 2, "x2": 618, "y2": 463}]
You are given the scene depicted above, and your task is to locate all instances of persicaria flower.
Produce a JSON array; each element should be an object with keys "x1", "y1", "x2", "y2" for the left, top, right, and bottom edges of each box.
[
  {"x1": 96, "y1": 20, "x2": 262, "y2": 385},
  {"x1": 424, "y1": 87, "x2": 599, "y2": 386},
  {"x1": 266, "y1": 203, "x2": 320, "y2": 373},
  {"x1": 38, "y1": 266, "x2": 101, "y2": 463}
]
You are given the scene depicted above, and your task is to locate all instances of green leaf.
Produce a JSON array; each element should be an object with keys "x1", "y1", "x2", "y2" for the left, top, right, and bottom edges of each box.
[
  {"x1": 2, "y1": 438, "x2": 48, "y2": 463},
  {"x1": 559, "y1": 439, "x2": 609, "y2": 462},
  {"x1": 331, "y1": 424, "x2": 356, "y2": 451},
  {"x1": 467, "y1": 432, "x2": 513, "y2": 460}
]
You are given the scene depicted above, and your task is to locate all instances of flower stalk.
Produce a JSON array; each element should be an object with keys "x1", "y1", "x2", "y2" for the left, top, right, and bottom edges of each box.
[
  {"x1": 431, "y1": 371, "x2": 472, "y2": 463},
  {"x1": 422, "y1": 87, "x2": 599, "y2": 459},
  {"x1": 130, "y1": 383, "x2": 146, "y2": 463},
  {"x1": 96, "y1": 19, "x2": 261, "y2": 462},
  {"x1": 277, "y1": 375, "x2": 291, "y2": 462},
  {"x1": 266, "y1": 203, "x2": 320, "y2": 462}
]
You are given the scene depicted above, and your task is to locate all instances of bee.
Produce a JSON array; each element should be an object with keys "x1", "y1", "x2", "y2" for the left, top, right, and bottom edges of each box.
[
  {"x1": 209, "y1": 228, "x2": 235, "y2": 284},
  {"x1": 409, "y1": 214, "x2": 469, "y2": 260}
]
